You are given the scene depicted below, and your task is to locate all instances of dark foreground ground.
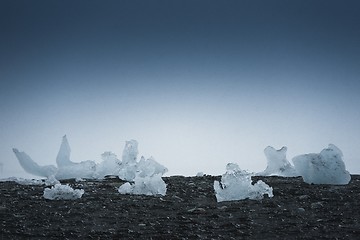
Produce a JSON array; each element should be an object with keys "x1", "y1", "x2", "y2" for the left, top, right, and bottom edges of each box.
[{"x1": 1, "y1": 175, "x2": 360, "y2": 239}]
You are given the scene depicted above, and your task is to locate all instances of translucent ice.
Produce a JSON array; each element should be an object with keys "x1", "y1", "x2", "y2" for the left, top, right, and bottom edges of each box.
[
  {"x1": 118, "y1": 173, "x2": 167, "y2": 196},
  {"x1": 43, "y1": 184, "x2": 84, "y2": 200},
  {"x1": 56, "y1": 135, "x2": 73, "y2": 167},
  {"x1": 292, "y1": 144, "x2": 351, "y2": 185},
  {"x1": 257, "y1": 146, "x2": 299, "y2": 177},
  {"x1": 13, "y1": 136, "x2": 168, "y2": 183},
  {"x1": 55, "y1": 136, "x2": 97, "y2": 179},
  {"x1": 117, "y1": 141, "x2": 168, "y2": 196},
  {"x1": 214, "y1": 163, "x2": 273, "y2": 202},
  {"x1": 118, "y1": 140, "x2": 167, "y2": 181},
  {"x1": 94, "y1": 151, "x2": 121, "y2": 179},
  {"x1": 122, "y1": 140, "x2": 139, "y2": 165},
  {"x1": 137, "y1": 156, "x2": 168, "y2": 178},
  {"x1": 55, "y1": 160, "x2": 96, "y2": 180},
  {"x1": 12, "y1": 148, "x2": 57, "y2": 178}
]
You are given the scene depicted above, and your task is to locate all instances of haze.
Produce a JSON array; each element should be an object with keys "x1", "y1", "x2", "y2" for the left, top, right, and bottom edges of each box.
[{"x1": 1, "y1": 0, "x2": 359, "y2": 178}]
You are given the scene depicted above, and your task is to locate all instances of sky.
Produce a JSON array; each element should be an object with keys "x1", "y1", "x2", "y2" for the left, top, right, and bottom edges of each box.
[{"x1": 1, "y1": 0, "x2": 360, "y2": 178}]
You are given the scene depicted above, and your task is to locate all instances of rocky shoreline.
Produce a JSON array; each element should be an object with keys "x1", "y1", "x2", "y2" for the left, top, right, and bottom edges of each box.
[{"x1": 1, "y1": 175, "x2": 360, "y2": 239}]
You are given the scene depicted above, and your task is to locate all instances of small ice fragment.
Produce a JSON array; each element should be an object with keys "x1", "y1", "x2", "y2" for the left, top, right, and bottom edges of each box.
[
  {"x1": 43, "y1": 184, "x2": 84, "y2": 200},
  {"x1": 118, "y1": 173, "x2": 167, "y2": 196}
]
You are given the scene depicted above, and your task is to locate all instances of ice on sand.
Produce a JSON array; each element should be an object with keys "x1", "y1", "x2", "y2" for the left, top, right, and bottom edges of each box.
[
  {"x1": 118, "y1": 173, "x2": 167, "y2": 196},
  {"x1": 118, "y1": 140, "x2": 168, "y2": 181},
  {"x1": 292, "y1": 144, "x2": 351, "y2": 185},
  {"x1": 43, "y1": 184, "x2": 84, "y2": 200},
  {"x1": 214, "y1": 163, "x2": 273, "y2": 202},
  {"x1": 257, "y1": 146, "x2": 299, "y2": 177},
  {"x1": 13, "y1": 137, "x2": 167, "y2": 183},
  {"x1": 118, "y1": 140, "x2": 167, "y2": 196}
]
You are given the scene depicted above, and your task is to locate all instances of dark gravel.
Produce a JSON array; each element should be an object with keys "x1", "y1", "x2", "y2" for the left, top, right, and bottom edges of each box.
[{"x1": 1, "y1": 175, "x2": 360, "y2": 239}]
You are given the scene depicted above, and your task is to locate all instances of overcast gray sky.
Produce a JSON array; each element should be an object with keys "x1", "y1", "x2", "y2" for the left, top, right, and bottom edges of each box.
[{"x1": 1, "y1": 0, "x2": 360, "y2": 178}]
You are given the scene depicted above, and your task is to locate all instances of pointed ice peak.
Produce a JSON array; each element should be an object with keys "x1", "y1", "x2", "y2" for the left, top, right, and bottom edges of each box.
[{"x1": 56, "y1": 135, "x2": 73, "y2": 167}]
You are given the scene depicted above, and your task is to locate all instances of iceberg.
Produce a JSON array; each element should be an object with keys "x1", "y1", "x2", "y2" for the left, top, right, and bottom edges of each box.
[
  {"x1": 43, "y1": 184, "x2": 84, "y2": 200},
  {"x1": 214, "y1": 163, "x2": 273, "y2": 202},
  {"x1": 292, "y1": 144, "x2": 351, "y2": 185},
  {"x1": 12, "y1": 148, "x2": 57, "y2": 178},
  {"x1": 257, "y1": 146, "x2": 299, "y2": 177}
]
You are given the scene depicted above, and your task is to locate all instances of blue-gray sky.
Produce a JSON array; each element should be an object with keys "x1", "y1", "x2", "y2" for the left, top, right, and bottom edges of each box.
[{"x1": 1, "y1": 0, "x2": 360, "y2": 178}]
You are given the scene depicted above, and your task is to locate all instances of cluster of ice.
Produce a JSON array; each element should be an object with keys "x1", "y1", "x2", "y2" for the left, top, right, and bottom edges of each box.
[
  {"x1": 214, "y1": 163, "x2": 273, "y2": 202},
  {"x1": 12, "y1": 136, "x2": 97, "y2": 180},
  {"x1": 292, "y1": 144, "x2": 351, "y2": 185},
  {"x1": 13, "y1": 136, "x2": 167, "y2": 183},
  {"x1": 117, "y1": 140, "x2": 167, "y2": 196},
  {"x1": 257, "y1": 146, "x2": 299, "y2": 177},
  {"x1": 43, "y1": 184, "x2": 84, "y2": 200}
]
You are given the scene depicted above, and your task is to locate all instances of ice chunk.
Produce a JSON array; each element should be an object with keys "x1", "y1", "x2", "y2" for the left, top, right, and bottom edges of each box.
[
  {"x1": 117, "y1": 141, "x2": 168, "y2": 181},
  {"x1": 122, "y1": 140, "x2": 138, "y2": 164},
  {"x1": 137, "y1": 156, "x2": 168, "y2": 178},
  {"x1": 214, "y1": 163, "x2": 273, "y2": 202},
  {"x1": 118, "y1": 173, "x2": 167, "y2": 196},
  {"x1": 292, "y1": 144, "x2": 351, "y2": 185},
  {"x1": 54, "y1": 136, "x2": 97, "y2": 179},
  {"x1": 94, "y1": 151, "x2": 121, "y2": 179},
  {"x1": 118, "y1": 163, "x2": 137, "y2": 182},
  {"x1": 257, "y1": 146, "x2": 299, "y2": 177},
  {"x1": 13, "y1": 136, "x2": 168, "y2": 183},
  {"x1": 12, "y1": 148, "x2": 57, "y2": 178},
  {"x1": 55, "y1": 160, "x2": 96, "y2": 180},
  {"x1": 43, "y1": 184, "x2": 84, "y2": 200}
]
